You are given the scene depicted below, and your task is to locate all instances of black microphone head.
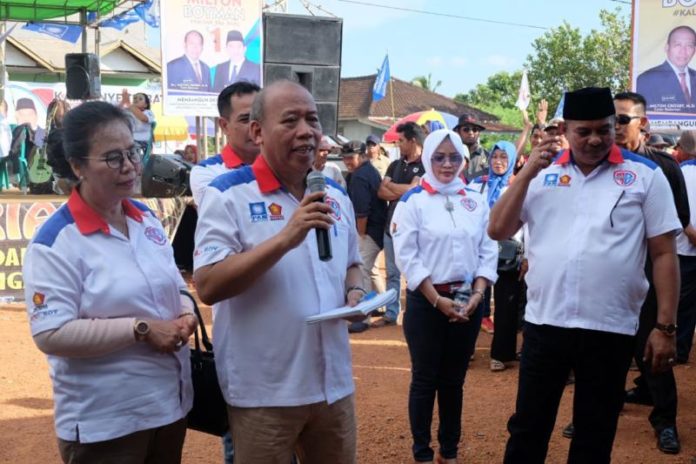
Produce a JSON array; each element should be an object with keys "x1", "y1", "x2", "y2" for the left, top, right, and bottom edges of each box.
[{"x1": 307, "y1": 170, "x2": 327, "y2": 194}]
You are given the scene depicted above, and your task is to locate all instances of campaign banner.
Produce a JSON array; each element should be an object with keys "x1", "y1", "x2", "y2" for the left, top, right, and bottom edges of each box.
[
  {"x1": 160, "y1": 0, "x2": 263, "y2": 117},
  {"x1": 0, "y1": 197, "x2": 187, "y2": 301},
  {"x1": 631, "y1": 0, "x2": 696, "y2": 130}
]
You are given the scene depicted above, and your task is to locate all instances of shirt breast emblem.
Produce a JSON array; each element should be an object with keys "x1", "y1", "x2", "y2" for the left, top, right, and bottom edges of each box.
[
  {"x1": 326, "y1": 196, "x2": 342, "y2": 221},
  {"x1": 144, "y1": 226, "x2": 167, "y2": 245},
  {"x1": 613, "y1": 170, "x2": 637, "y2": 187},
  {"x1": 268, "y1": 203, "x2": 284, "y2": 221},
  {"x1": 249, "y1": 202, "x2": 268, "y2": 222},
  {"x1": 558, "y1": 174, "x2": 571, "y2": 187},
  {"x1": 543, "y1": 173, "x2": 558, "y2": 187},
  {"x1": 461, "y1": 198, "x2": 477, "y2": 211}
]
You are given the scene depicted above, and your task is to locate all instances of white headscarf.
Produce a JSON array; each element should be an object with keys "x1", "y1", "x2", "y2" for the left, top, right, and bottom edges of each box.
[{"x1": 421, "y1": 128, "x2": 470, "y2": 195}]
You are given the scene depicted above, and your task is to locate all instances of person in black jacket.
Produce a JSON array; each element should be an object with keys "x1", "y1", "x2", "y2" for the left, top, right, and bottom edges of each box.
[{"x1": 613, "y1": 92, "x2": 689, "y2": 454}]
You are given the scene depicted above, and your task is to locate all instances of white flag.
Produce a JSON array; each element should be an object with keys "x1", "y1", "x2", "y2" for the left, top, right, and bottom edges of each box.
[{"x1": 515, "y1": 70, "x2": 531, "y2": 111}]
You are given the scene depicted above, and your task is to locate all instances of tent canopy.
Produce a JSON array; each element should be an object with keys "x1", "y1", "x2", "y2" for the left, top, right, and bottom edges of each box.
[{"x1": 0, "y1": 1, "x2": 122, "y2": 22}]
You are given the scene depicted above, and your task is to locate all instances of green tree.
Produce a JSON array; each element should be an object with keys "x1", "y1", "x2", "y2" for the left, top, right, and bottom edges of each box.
[
  {"x1": 525, "y1": 8, "x2": 630, "y2": 111},
  {"x1": 455, "y1": 70, "x2": 523, "y2": 110},
  {"x1": 411, "y1": 73, "x2": 442, "y2": 93}
]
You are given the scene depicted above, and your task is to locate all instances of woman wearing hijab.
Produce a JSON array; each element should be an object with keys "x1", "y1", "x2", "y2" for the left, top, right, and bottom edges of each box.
[
  {"x1": 471, "y1": 141, "x2": 525, "y2": 372},
  {"x1": 392, "y1": 129, "x2": 498, "y2": 463}
]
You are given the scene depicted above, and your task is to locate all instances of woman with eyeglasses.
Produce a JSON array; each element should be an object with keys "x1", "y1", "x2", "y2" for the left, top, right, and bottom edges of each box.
[
  {"x1": 470, "y1": 142, "x2": 526, "y2": 372},
  {"x1": 22, "y1": 101, "x2": 197, "y2": 463},
  {"x1": 391, "y1": 129, "x2": 498, "y2": 464}
]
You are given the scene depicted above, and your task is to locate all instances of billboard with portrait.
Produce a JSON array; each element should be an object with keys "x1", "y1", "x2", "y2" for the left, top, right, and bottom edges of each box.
[
  {"x1": 160, "y1": 0, "x2": 263, "y2": 117},
  {"x1": 632, "y1": 0, "x2": 696, "y2": 130}
]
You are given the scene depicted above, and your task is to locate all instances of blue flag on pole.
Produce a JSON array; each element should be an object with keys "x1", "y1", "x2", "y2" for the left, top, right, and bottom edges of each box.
[
  {"x1": 22, "y1": 23, "x2": 82, "y2": 44},
  {"x1": 372, "y1": 55, "x2": 390, "y2": 102}
]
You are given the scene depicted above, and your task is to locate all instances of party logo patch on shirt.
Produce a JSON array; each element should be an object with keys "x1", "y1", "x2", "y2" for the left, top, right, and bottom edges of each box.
[
  {"x1": 613, "y1": 169, "x2": 637, "y2": 187},
  {"x1": 326, "y1": 196, "x2": 342, "y2": 221},
  {"x1": 461, "y1": 198, "x2": 477, "y2": 211},
  {"x1": 543, "y1": 173, "x2": 559, "y2": 187},
  {"x1": 32, "y1": 292, "x2": 46, "y2": 307},
  {"x1": 249, "y1": 202, "x2": 268, "y2": 222},
  {"x1": 268, "y1": 203, "x2": 284, "y2": 221},
  {"x1": 144, "y1": 226, "x2": 167, "y2": 245},
  {"x1": 558, "y1": 175, "x2": 572, "y2": 187}
]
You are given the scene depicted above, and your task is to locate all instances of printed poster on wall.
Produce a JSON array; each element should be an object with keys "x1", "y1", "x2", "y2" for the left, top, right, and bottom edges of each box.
[
  {"x1": 160, "y1": 0, "x2": 263, "y2": 117},
  {"x1": 631, "y1": 0, "x2": 696, "y2": 130}
]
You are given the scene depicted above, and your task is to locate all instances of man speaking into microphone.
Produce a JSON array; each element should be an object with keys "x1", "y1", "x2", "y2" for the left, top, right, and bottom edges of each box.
[{"x1": 193, "y1": 80, "x2": 364, "y2": 464}]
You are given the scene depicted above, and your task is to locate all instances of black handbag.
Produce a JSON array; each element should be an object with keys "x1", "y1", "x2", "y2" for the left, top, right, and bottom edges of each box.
[
  {"x1": 180, "y1": 291, "x2": 229, "y2": 436},
  {"x1": 497, "y1": 239, "x2": 522, "y2": 272}
]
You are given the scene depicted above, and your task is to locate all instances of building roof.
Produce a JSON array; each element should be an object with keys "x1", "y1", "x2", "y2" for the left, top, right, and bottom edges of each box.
[
  {"x1": 4, "y1": 21, "x2": 160, "y2": 76},
  {"x1": 339, "y1": 74, "x2": 517, "y2": 132}
]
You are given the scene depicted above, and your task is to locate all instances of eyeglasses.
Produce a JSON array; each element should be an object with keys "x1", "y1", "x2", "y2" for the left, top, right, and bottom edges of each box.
[
  {"x1": 84, "y1": 147, "x2": 144, "y2": 170},
  {"x1": 431, "y1": 153, "x2": 464, "y2": 165},
  {"x1": 615, "y1": 114, "x2": 641, "y2": 125},
  {"x1": 459, "y1": 126, "x2": 480, "y2": 133}
]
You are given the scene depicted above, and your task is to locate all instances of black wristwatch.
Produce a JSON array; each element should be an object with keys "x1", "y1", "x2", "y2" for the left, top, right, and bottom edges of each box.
[{"x1": 655, "y1": 323, "x2": 677, "y2": 336}]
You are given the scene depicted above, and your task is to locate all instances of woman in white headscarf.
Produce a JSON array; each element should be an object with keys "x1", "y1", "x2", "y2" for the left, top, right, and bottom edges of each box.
[{"x1": 391, "y1": 129, "x2": 498, "y2": 464}]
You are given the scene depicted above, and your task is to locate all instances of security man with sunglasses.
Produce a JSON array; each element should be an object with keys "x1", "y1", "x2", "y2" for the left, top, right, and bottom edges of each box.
[{"x1": 613, "y1": 91, "x2": 691, "y2": 455}]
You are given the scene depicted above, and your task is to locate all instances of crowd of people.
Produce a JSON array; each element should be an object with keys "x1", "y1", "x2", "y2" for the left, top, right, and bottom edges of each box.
[{"x1": 18, "y1": 77, "x2": 696, "y2": 464}]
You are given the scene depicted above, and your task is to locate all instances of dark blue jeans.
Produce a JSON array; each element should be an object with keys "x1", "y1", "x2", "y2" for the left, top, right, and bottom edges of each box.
[
  {"x1": 504, "y1": 323, "x2": 634, "y2": 464},
  {"x1": 403, "y1": 289, "x2": 481, "y2": 462}
]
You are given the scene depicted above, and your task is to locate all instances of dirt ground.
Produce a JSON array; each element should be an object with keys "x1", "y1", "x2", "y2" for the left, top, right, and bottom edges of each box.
[{"x1": 2, "y1": 298, "x2": 696, "y2": 464}]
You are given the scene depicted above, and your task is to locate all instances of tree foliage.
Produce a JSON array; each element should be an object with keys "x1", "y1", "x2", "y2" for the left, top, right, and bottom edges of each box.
[
  {"x1": 525, "y1": 8, "x2": 630, "y2": 111},
  {"x1": 411, "y1": 73, "x2": 442, "y2": 93},
  {"x1": 453, "y1": 8, "x2": 630, "y2": 127}
]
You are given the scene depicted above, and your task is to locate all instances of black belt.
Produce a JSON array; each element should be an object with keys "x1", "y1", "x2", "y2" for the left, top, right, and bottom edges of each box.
[{"x1": 433, "y1": 281, "x2": 465, "y2": 293}]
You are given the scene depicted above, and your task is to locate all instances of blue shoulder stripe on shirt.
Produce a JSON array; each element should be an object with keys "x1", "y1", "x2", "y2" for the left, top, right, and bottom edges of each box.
[
  {"x1": 326, "y1": 177, "x2": 348, "y2": 196},
  {"x1": 197, "y1": 154, "x2": 223, "y2": 167},
  {"x1": 33, "y1": 205, "x2": 75, "y2": 248},
  {"x1": 621, "y1": 150, "x2": 658, "y2": 170},
  {"x1": 400, "y1": 185, "x2": 424, "y2": 203},
  {"x1": 209, "y1": 165, "x2": 255, "y2": 192},
  {"x1": 129, "y1": 199, "x2": 155, "y2": 216},
  {"x1": 681, "y1": 159, "x2": 696, "y2": 167}
]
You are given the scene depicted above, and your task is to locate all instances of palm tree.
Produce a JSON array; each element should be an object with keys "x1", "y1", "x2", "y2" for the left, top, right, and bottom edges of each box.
[{"x1": 411, "y1": 73, "x2": 442, "y2": 93}]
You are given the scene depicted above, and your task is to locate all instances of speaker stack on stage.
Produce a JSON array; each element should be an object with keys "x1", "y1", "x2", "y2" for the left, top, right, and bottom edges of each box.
[
  {"x1": 65, "y1": 53, "x2": 101, "y2": 100},
  {"x1": 263, "y1": 13, "x2": 343, "y2": 136}
]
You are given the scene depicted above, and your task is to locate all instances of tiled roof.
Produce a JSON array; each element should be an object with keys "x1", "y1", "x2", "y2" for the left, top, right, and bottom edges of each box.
[{"x1": 339, "y1": 74, "x2": 517, "y2": 132}]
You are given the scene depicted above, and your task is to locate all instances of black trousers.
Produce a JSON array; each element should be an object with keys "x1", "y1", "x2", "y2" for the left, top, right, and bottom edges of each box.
[
  {"x1": 676, "y1": 255, "x2": 696, "y2": 362},
  {"x1": 632, "y1": 261, "x2": 678, "y2": 431},
  {"x1": 403, "y1": 289, "x2": 481, "y2": 462},
  {"x1": 504, "y1": 323, "x2": 634, "y2": 464},
  {"x1": 491, "y1": 270, "x2": 523, "y2": 362}
]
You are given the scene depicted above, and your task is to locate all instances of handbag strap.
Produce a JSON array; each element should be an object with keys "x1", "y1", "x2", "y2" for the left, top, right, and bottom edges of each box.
[{"x1": 180, "y1": 290, "x2": 213, "y2": 352}]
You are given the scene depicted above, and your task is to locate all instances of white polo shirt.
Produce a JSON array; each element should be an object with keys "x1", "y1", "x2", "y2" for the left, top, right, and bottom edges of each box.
[
  {"x1": 189, "y1": 145, "x2": 244, "y2": 206},
  {"x1": 521, "y1": 145, "x2": 681, "y2": 335},
  {"x1": 193, "y1": 155, "x2": 362, "y2": 408},
  {"x1": 22, "y1": 189, "x2": 192, "y2": 443},
  {"x1": 391, "y1": 180, "x2": 499, "y2": 290},
  {"x1": 677, "y1": 159, "x2": 696, "y2": 256}
]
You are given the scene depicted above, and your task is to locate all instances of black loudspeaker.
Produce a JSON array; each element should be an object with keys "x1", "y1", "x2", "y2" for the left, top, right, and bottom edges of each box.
[
  {"x1": 65, "y1": 53, "x2": 101, "y2": 99},
  {"x1": 141, "y1": 154, "x2": 192, "y2": 198},
  {"x1": 263, "y1": 13, "x2": 342, "y2": 135}
]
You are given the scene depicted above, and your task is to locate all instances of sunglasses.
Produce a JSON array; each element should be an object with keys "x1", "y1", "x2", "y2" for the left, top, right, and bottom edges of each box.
[
  {"x1": 616, "y1": 114, "x2": 641, "y2": 125},
  {"x1": 432, "y1": 153, "x2": 464, "y2": 165},
  {"x1": 459, "y1": 126, "x2": 480, "y2": 133}
]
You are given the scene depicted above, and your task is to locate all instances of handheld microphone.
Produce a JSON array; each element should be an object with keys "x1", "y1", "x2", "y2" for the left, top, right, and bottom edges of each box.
[{"x1": 306, "y1": 170, "x2": 333, "y2": 261}]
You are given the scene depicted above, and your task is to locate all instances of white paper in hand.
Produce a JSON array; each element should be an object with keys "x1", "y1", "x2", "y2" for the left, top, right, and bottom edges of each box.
[{"x1": 305, "y1": 289, "x2": 398, "y2": 324}]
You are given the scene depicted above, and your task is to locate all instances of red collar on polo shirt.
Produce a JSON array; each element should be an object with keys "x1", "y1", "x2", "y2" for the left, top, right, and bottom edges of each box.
[
  {"x1": 251, "y1": 155, "x2": 282, "y2": 193},
  {"x1": 554, "y1": 144, "x2": 624, "y2": 166},
  {"x1": 421, "y1": 180, "x2": 466, "y2": 195},
  {"x1": 221, "y1": 145, "x2": 244, "y2": 169},
  {"x1": 67, "y1": 188, "x2": 144, "y2": 235}
]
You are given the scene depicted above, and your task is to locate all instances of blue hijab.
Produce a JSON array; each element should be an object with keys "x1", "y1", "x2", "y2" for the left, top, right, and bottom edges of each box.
[{"x1": 484, "y1": 140, "x2": 517, "y2": 208}]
